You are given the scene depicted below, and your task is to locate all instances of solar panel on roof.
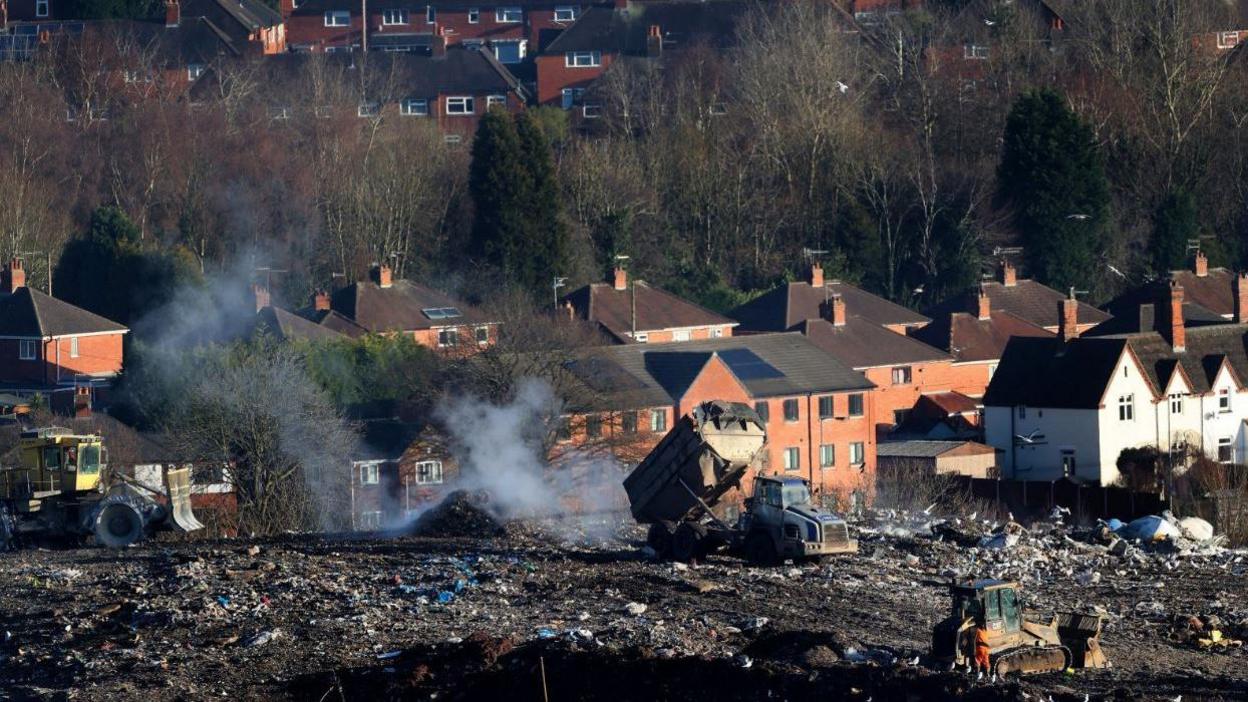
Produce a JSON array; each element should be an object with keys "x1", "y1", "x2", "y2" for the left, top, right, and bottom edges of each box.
[{"x1": 719, "y1": 348, "x2": 783, "y2": 381}]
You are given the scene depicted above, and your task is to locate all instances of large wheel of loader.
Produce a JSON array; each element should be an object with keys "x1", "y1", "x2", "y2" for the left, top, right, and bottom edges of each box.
[
  {"x1": 745, "y1": 532, "x2": 778, "y2": 566},
  {"x1": 672, "y1": 523, "x2": 707, "y2": 563},
  {"x1": 647, "y1": 523, "x2": 674, "y2": 559},
  {"x1": 94, "y1": 502, "x2": 144, "y2": 549}
]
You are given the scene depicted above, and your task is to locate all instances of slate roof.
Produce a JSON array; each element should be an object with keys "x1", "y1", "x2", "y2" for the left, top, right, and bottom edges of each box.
[
  {"x1": 1095, "y1": 294, "x2": 1226, "y2": 336},
  {"x1": 302, "y1": 309, "x2": 369, "y2": 338},
  {"x1": 925, "y1": 280, "x2": 1108, "y2": 331},
  {"x1": 0, "y1": 287, "x2": 128, "y2": 338},
  {"x1": 80, "y1": 18, "x2": 243, "y2": 63},
  {"x1": 561, "y1": 281, "x2": 736, "y2": 342},
  {"x1": 543, "y1": 0, "x2": 748, "y2": 55},
  {"x1": 730, "y1": 281, "x2": 928, "y2": 333},
  {"x1": 1103, "y1": 269, "x2": 1239, "y2": 326},
  {"x1": 253, "y1": 306, "x2": 346, "y2": 342},
  {"x1": 792, "y1": 317, "x2": 950, "y2": 369},
  {"x1": 983, "y1": 336, "x2": 1128, "y2": 409},
  {"x1": 1120, "y1": 324, "x2": 1248, "y2": 396},
  {"x1": 320, "y1": 279, "x2": 491, "y2": 333},
  {"x1": 294, "y1": 0, "x2": 573, "y2": 12},
  {"x1": 183, "y1": 0, "x2": 281, "y2": 47},
  {"x1": 565, "y1": 333, "x2": 875, "y2": 411},
  {"x1": 876, "y1": 440, "x2": 994, "y2": 459},
  {"x1": 909, "y1": 310, "x2": 1053, "y2": 363}
]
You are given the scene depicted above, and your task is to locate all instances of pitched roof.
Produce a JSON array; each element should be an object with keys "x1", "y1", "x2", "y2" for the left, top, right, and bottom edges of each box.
[
  {"x1": 909, "y1": 310, "x2": 1053, "y2": 363},
  {"x1": 730, "y1": 280, "x2": 928, "y2": 333},
  {"x1": 876, "y1": 439, "x2": 995, "y2": 459},
  {"x1": 925, "y1": 279, "x2": 1108, "y2": 331},
  {"x1": 0, "y1": 287, "x2": 128, "y2": 338},
  {"x1": 565, "y1": 333, "x2": 875, "y2": 411},
  {"x1": 1118, "y1": 324, "x2": 1248, "y2": 396},
  {"x1": 183, "y1": 0, "x2": 282, "y2": 47},
  {"x1": 919, "y1": 390, "x2": 980, "y2": 416},
  {"x1": 792, "y1": 317, "x2": 950, "y2": 369},
  {"x1": 293, "y1": 0, "x2": 574, "y2": 12},
  {"x1": 983, "y1": 336, "x2": 1128, "y2": 409},
  {"x1": 543, "y1": 1, "x2": 747, "y2": 55},
  {"x1": 562, "y1": 281, "x2": 736, "y2": 341},
  {"x1": 253, "y1": 306, "x2": 346, "y2": 342},
  {"x1": 323, "y1": 279, "x2": 490, "y2": 333}
]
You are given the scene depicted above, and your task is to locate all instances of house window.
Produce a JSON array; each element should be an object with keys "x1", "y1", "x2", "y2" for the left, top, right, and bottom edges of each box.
[
  {"x1": 633, "y1": 332, "x2": 648, "y2": 343},
  {"x1": 492, "y1": 39, "x2": 525, "y2": 64},
  {"x1": 324, "y1": 45, "x2": 353, "y2": 53},
  {"x1": 400, "y1": 98, "x2": 429, "y2": 116},
  {"x1": 445, "y1": 96, "x2": 475, "y2": 115},
  {"x1": 671, "y1": 329, "x2": 691, "y2": 342},
  {"x1": 495, "y1": 6, "x2": 521, "y2": 22},
  {"x1": 891, "y1": 366, "x2": 912, "y2": 385},
  {"x1": 963, "y1": 44, "x2": 989, "y2": 60},
  {"x1": 1061, "y1": 449, "x2": 1076, "y2": 476},
  {"x1": 782, "y1": 399, "x2": 799, "y2": 422},
  {"x1": 1218, "y1": 437, "x2": 1233, "y2": 463},
  {"x1": 69, "y1": 337, "x2": 79, "y2": 358},
  {"x1": 360, "y1": 463, "x2": 380, "y2": 485},
  {"x1": 414, "y1": 460, "x2": 443, "y2": 485},
  {"x1": 847, "y1": 393, "x2": 864, "y2": 417},
  {"x1": 475, "y1": 325, "x2": 489, "y2": 345},
  {"x1": 1219, "y1": 387, "x2": 1232, "y2": 413},
  {"x1": 1169, "y1": 393, "x2": 1183, "y2": 415},
  {"x1": 565, "y1": 50, "x2": 601, "y2": 67},
  {"x1": 467, "y1": 7, "x2": 479, "y2": 23},
  {"x1": 820, "y1": 444, "x2": 835, "y2": 468},
  {"x1": 586, "y1": 414, "x2": 602, "y2": 438},
  {"x1": 18, "y1": 340, "x2": 36, "y2": 360},
  {"x1": 893, "y1": 409, "x2": 910, "y2": 426},
  {"x1": 486, "y1": 94, "x2": 507, "y2": 109},
  {"x1": 357, "y1": 102, "x2": 379, "y2": 118},
  {"x1": 444, "y1": 134, "x2": 463, "y2": 144},
  {"x1": 324, "y1": 10, "x2": 350, "y2": 26},
  {"x1": 359, "y1": 511, "x2": 382, "y2": 529},
  {"x1": 622, "y1": 411, "x2": 637, "y2": 434},
  {"x1": 818, "y1": 395, "x2": 834, "y2": 419},
  {"x1": 187, "y1": 63, "x2": 204, "y2": 81},
  {"x1": 1118, "y1": 394, "x2": 1134, "y2": 421},
  {"x1": 849, "y1": 442, "x2": 865, "y2": 465},
  {"x1": 35, "y1": 0, "x2": 49, "y2": 17},
  {"x1": 438, "y1": 328, "x2": 459, "y2": 347},
  {"x1": 382, "y1": 8, "x2": 408, "y2": 24},
  {"x1": 712, "y1": 327, "x2": 724, "y2": 338},
  {"x1": 649, "y1": 409, "x2": 666, "y2": 432},
  {"x1": 561, "y1": 87, "x2": 584, "y2": 109},
  {"x1": 425, "y1": 5, "x2": 435, "y2": 23},
  {"x1": 782, "y1": 447, "x2": 800, "y2": 472},
  {"x1": 754, "y1": 401, "x2": 769, "y2": 423},
  {"x1": 581, "y1": 103, "x2": 602, "y2": 119},
  {"x1": 1218, "y1": 31, "x2": 1240, "y2": 49},
  {"x1": 553, "y1": 5, "x2": 577, "y2": 21}
]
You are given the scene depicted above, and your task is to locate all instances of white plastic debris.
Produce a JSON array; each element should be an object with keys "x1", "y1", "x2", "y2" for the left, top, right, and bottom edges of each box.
[
  {"x1": 244, "y1": 629, "x2": 282, "y2": 648},
  {"x1": 1178, "y1": 517, "x2": 1214, "y2": 542},
  {"x1": 624, "y1": 602, "x2": 647, "y2": 616}
]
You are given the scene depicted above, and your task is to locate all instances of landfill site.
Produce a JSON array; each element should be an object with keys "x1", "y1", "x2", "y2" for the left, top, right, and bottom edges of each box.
[{"x1": 2, "y1": 403, "x2": 1247, "y2": 701}]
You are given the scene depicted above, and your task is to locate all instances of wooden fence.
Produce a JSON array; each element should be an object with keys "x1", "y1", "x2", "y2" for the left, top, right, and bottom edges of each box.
[{"x1": 949, "y1": 477, "x2": 1169, "y2": 523}]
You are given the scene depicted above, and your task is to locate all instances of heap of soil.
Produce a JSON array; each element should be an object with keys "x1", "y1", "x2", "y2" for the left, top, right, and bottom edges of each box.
[{"x1": 410, "y1": 490, "x2": 505, "y2": 538}]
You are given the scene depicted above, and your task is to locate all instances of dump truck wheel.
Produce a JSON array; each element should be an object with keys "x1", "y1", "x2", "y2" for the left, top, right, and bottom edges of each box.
[
  {"x1": 745, "y1": 532, "x2": 777, "y2": 566},
  {"x1": 647, "y1": 524, "x2": 674, "y2": 559},
  {"x1": 672, "y1": 523, "x2": 705, "y2": 563},
  {"x1": 94, "y1": 502, "x2": 144, "y2": 549}
]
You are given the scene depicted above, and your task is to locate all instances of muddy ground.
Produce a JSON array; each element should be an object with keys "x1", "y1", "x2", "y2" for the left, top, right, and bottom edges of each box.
[{"x1": 0, "y1": 514, "x2": 1245, "y2": 701}]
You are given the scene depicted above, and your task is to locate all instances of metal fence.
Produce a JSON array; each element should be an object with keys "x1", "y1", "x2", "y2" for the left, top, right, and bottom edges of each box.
[{"x1": 949, "y1": 477, "x2": 1170, "y2": 524}]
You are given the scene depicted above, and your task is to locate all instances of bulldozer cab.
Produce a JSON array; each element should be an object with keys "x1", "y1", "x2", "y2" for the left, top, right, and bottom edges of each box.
[
  {"x1": 953, "y1": 580, "x2": 1023, "y2": 638},
  {"x1": 3, "y1": 428, "x2": 105, "y2": 500}
]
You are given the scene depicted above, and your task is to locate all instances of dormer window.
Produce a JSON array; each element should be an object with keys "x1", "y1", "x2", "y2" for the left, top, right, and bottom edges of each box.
[
  {"x1": 324, "y1": 10, "x2": 350, "y2": 26},
  {"x1": 495, "y1": 6, "x2": 521, "y2": 22},
  {"x1": 1219, "y1": 387, "x2": 1232, "y2": 413},
  {"x1": 553, "y1": 5, "x2": 577, "y2": 22},
  {"x1": 565, "y1": 50, "x2": 601, "y2": 67},
  {"x1": 467, "y1": 7, "x2": 479, "y2": 23},
  {"x1": 382, "y1": 9, "x2": 408, "y2": 25}
]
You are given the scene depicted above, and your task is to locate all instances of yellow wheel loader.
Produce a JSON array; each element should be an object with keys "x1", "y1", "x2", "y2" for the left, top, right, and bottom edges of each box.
[
  {"x1": 0, "y1": 427, "x2": 203, "y2": 550},
  {"x1": 930, "y1": 579, "x2": 1109, "y2": 676}
]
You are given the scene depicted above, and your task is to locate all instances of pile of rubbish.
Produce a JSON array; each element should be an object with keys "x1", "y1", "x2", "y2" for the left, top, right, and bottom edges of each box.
[
  {"x1": 1168, "y1": 614, "x2": 1245, "y2": 651},
  {"x1": 409, "y1": 490, "x2": 505, "y2": 538}
]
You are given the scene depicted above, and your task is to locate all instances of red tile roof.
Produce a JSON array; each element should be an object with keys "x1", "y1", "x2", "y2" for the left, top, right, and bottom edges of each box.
[
  {"x1": 562, "y1": 281, "x2": 736, "y2": 342},
  {"x1": 730, "y1": 281, "x2": 929, "y2": 333},
  {"x1": 794, "y1": 317, "x2": 950, "y2": 369},
  {"x1": 910, "y1": 310, "x2": 1053, "y2": 363}
]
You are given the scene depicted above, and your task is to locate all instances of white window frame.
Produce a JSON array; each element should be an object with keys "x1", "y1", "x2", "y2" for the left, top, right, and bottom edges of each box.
[
  {"x1": 495, "y1": 6, "x2": 521, "y2": 22},
  {"x1": 782, "y1": 447, "x2": 800, "y2": 472},
  {"x1": 891, "y1": 365, "x2": 912, "y2": 385},
  {"x1": 486, "y1": 94, "x2": 507, "y2": 109},
  {"x1": 382, "y1": 8, "x2": 408, "y2": 25},
  {"x1": 671, "y1": 329, "x2": 691, "y2": 342},
  {"x1": 963, "y1": 44, "x2": 989, "y2": 60},
  {"x1": 467, "y1": 7, "x2": 479, "y2": 23},
  {"x1": 633, "y1": 331, "x2": 648, "y2": 343},
  {"x1": 1219, "y1": 387, "x2": 1232, "y2": 413},
  {"x1": 69, "y1": 337, "x2": 79, "y2": 358},
  {"x1": 565, "y1": 50, "x2": 601, "y2": 67},
  {"x1": 360, "y1": 463, "x2": 380, "y2": 485},
  {"x1": 649, "y1": 408, "x2": 666, "y2": 432},
  {"x1": 357, "y1": 101, "x2": 380, "y2": 118},
  {"x1": 581, "y1": 103, "x2": 602, "y2": 119},
  {"x1": 445, "y1": 96, "x2": 475, "y2": 115},
  {"x1": 560, "y1": 87, "x2": 584, "y2": 110},
  {"x1": 324, "y1": 10, "x2": 350, "y2": 26},
  {"x1": 491, "y1": 39, "x2": 526, "y2": 64},
  {"x1": 1118, "y1": 394, "x2": 1134, "y2": 422},
  {"x1": 1169, "y1": 393, "x2": 1183, "y2": 415},
  {"x1": 553, "y1": 5, "x2": 577, "y2": 22},
  {"x1": 35, "y1": 0, "x2": 49, "y2": 17},
  {"x1": 1218, "y1": 31, "x2": 1240, "y2": 49},
  {"x1": 475, "y1": 325, "x2": 489, "y2": 345},
  {"x1": 438, "y1": 328, "x2": 459, "y2": 347},
  {"x1": 359, "y1": 510, "x2": 382, "y2": 529},
  {"x1": 187, "y1": 63, "x2": 204, "y2": 81},
  {"x1": 849, "y1": 441, "x2": 865, "y2": 466},
  {"x1": 1218, "y1": 437, "x2": 1234, "y2": 463},
  {"x1": 400, "y1": 98, "x2": 429, "y2": 116},
  {"x1": 712, "y1": 327, "x2": 724, "y2": 338},
  {"x1": 819, "y1": 444, "x2": 835, "y2": 468},
  {"x1": 18, "y1": 339, "x2": 37, "y2": 361},
  {"x1": 414, "y1": 460, "x2": 444, "y2": 485},
  {"x1": 425, "y1": 5, "x2": 435, "y2": 23}
]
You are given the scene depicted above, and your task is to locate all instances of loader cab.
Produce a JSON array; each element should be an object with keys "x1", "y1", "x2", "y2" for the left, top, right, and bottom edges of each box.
[
  {"x1": 952, "y1": 580, "x2": 1023, "y2": 637},
  {"x1": 5, "y1": 428, "x2": 105, "y2": 499},
  {"x1": 753, "y1": 476, "x2": 813, "y2": 509}
]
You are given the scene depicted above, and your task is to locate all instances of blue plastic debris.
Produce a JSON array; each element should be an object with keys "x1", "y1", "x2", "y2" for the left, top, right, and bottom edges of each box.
[
  {"x1": 217, "y1": 596, "x2": 230, "y2": 607},
  {"x1": 536, "y1": 628, "x2": 556, "y2": 639},
  {"x1": 437, "y1": 591, "x2": 455, "y2": 604}
]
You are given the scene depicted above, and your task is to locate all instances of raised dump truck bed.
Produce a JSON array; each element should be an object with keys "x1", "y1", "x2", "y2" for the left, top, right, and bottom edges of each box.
[{"x1": 623, "y1": 401, "x2": 766, "y2": 526}]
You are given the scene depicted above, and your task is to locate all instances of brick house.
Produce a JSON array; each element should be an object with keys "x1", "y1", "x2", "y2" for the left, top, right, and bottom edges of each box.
[
  {"x1": 350, "y1": 421, "x2": 457, "y2": 529},
  {"x1": 925, "y1": 261, "x2": 1108, "y2": 335},
  {"x1": 0, "y1": 258, "x2": 127, "y2": 409},
  {"x1": 563, "y1": 333, "x2": 878, "y2": 506},
  {"x1": 560, "y1": 267, "x2": 736, "y2": 343},
  {"x1": 299, "y1": 264, "x2": 498, "y2": 351},
  {"x1": 1102, "y1": 251, "x2": 1248, "y2": 329}
]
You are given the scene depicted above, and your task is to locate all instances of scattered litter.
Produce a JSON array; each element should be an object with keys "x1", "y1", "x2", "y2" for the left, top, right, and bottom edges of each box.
[{"x1": 624, "y1": 602, "x2": 647, "y2": 616}]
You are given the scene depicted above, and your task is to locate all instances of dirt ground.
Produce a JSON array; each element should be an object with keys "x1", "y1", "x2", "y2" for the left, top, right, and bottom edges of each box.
[{"x1": 0, "y1": 513, "x2": 1245, "y2": 701}]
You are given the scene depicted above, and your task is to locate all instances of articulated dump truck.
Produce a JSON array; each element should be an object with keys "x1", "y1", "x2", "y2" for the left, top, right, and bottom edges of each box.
[
  {"x1": 624, "y1": 400, "x2": 856, "y2": 565},
  {"x1": 0, "y1": 427, "x2": 203, "y2": 550}
]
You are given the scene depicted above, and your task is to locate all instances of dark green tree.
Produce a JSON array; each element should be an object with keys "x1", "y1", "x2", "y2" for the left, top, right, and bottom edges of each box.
[
  {"x1": 1151, "y1": 189, "x2": 1198, "y2": 274},
  {"x1": 515, "y1": 111, "x2": 570, "y2": 296},
  {"x1": 997, "y1": 89, "x2": 1111, "y2": 291},
  {"x1": 468, "y1": 109, "x2": 531, "y2": 282}
]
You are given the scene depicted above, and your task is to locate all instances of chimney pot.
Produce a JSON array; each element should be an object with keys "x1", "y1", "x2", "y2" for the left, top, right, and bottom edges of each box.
[
  {"x1": 1235, "y1": 273, "x2": 1248, "y2": 324},
  {"x1": 1166, "y1": 281, "x2": 1186, "y2": 352},
  {"x1": 820, "y1": 293, "x2": 846, "y2": 326},
  {"x1": 974, "y1": 285, "x2": 990, "y2": 320},
  {"x1": 1195, "y1": 250, "x2": 1208, "y2": 277},
  {"x1": 370, "y1": 264, "x2": 393, "y2": 288},
  {"x1": 1000, "y1": 259, "x2": 1016, "y2": 287},
  {"x1": 252, "y1": 283, "x2": 271, "y2": 312},
  {"x1": 613, "y1": 267, "x2": 627, "y2": 291},
  {"x1": 646, "y1": 24, "x2": 662, "y2": 56},
  {"x1": 2, "y1": 257, "x2": 25, "y2": 293},
  {"x1": 74, "y1": 386, "x2": 92, "y2": 418},
  {"x1": 312, "y1": 289, "x2": 330, "y2": 312},
  {"x1": 165, "y1": 0, "x2": 180, "y2": 27},
  {"x1": 1058, "y1": 294, "x2": 1079, "y2": 343},
  {"x1": 809, "y1": 263, "x2": 824, "y2": 289}
]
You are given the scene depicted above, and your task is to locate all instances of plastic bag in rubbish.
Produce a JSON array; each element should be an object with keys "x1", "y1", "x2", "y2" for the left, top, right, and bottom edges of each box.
[
  {"x1": 1178, "y1": 517, "x2": 1214, "y2": 541},
  {"x1": 1116, "y1": 515, "x2": 1180, "y2": 542}
]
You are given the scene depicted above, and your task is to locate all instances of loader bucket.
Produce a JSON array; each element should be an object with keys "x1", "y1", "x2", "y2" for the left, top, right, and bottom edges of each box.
[
  {"x1": 163, "y1": 467, "x2": 204, "y2": 533},
  {"x1": 1056, "y1": 612, "x2": 1109, "y2": 669}
]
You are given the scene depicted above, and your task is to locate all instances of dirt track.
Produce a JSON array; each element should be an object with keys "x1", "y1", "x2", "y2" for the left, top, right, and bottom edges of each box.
[{"x1": 0, "y1": 516, "x2": 1245, "y2": 701}]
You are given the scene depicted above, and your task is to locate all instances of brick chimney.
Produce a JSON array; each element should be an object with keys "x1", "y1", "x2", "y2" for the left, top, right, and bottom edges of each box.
[
  {"x1": 165, "y1": 0, "x2": 180, "y2": 27},
  {"x1": 1000, "y1": 259, "x2": 1016, "y2": 287},
  {"x1": 73, "y1": 386, "x2": 92, "y2": 418},
  {"x1": 1235, "y1": 273, "x2": 1248, "y2": 324},
  {"x1": 1166, "y1": 281, "x2": 1186, "y2": 352},
  {"x1": 820, "y1": 293, "x2": 847, "y2": 326},
  {"x1": 809, "y1": 262, "x2": 824, "y2": 289},
  {"x1": 2, "y1": 257, "x2": 26, "y2": 293},
  {"x1": 1195, "y1": 250, "x2": 1208, "y2": 277},
  {"x1": 431, "y1": 25, "x2": 447, "y2": 58},
  {"x1": 370, "y1": 264, "x2": 393, "y2": 288},
  {"x1": 646, "y1": 24, "x2": 662, "y2": 57},
  {"x1": 312, "y1": 289, "x2": 330, "y2": 312},
  {"x1": 277, "y1": 0, "x2": 293, "y2": 18},
  {"x1": 251, "y1": 283, "x2": 271, "y2": 312},
  {"x1": 974, "y1": 284, "x2": 990, "y2": 320},
  {"x1": 562, "y1": 300, "x2": 575, "y2": 321},
  {"x1": 612, "y1": 266, "x2": 627, "y2": 291},
  {"x1": 1058, "y1": 292, "x2": 1079, "y2": 343}
]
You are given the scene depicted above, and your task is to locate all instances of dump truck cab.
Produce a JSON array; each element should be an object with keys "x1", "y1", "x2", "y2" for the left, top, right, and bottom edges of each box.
[{"x1": 741, "y1": 476, "x2": 855, "y2": 563}]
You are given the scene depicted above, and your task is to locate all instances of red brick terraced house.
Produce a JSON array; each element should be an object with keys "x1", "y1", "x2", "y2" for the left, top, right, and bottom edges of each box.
[
  {"x1": 560, "y1": 267, "x2": 736, "y2": 343},
  {"x1": 298, "y1": 264, "x2": 498, "y2": 351},
  {"x1": 1101, "y1": 251, "x2": 1248, "y2": 330},
  {"x1": 562, "y1": 333, "x2": 879, "y2": 510},
  {"x1": 0, "y1": 259, "x2": 128, "y2": 411},
  {"x1": 924, "y1": 261, "x2": 1108, "y2": 335}
]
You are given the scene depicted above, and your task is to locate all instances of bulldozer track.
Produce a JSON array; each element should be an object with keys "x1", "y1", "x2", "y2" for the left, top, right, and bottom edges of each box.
[{"x1": 993, "y1": 645, "x2": 1071, "y2": 676}]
